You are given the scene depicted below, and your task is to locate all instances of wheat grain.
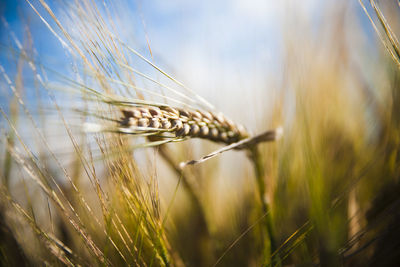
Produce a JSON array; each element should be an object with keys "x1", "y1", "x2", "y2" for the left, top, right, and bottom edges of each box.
[{"x1": 120, "y1": 106, "x2": 249, "y2": 144}]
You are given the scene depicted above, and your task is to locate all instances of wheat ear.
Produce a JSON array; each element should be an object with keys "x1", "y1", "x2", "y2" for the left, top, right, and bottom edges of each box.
[{"x1": 119, "y1": 105, "x2": 249, "y2": 144}]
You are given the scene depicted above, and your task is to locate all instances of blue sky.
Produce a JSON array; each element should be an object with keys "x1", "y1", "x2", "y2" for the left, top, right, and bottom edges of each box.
[{"x1": 0, "y1": 0, "x2": 379, "y2": 128}]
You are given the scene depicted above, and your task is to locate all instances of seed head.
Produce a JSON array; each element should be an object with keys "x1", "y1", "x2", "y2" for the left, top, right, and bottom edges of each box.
[{"x1": 120, "y1": 105, "x2": 249, "y2": 144}]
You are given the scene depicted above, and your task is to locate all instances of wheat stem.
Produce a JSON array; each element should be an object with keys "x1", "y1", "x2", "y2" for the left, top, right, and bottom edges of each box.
[{"x1": 248, "y1": 146, "x2": 277, "y2": 265}]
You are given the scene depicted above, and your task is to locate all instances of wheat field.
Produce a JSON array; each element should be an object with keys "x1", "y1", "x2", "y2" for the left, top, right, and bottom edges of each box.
[{"x1": 0, "y1": 0, "x2": 400, "y2": 266}]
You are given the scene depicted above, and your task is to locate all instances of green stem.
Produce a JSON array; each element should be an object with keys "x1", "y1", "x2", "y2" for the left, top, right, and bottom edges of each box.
[{"x1": 249, "y1": 145, "x2": 278, "y2": 265}]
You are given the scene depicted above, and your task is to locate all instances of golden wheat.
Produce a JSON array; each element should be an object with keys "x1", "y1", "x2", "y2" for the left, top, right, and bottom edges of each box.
[{"x1": 119, "y1": 105, "x2": 249, "y2": 144}]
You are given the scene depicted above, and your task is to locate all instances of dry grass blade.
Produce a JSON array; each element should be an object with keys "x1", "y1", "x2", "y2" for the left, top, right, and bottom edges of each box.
[
  {"x1": 117, "y1": 40, "x2": 215, "y2": 110},
  {"x1": 3, "y1": 139, "x2": 109, "y2": 265},
  {"x1": 271, "y1": 222, "x2": 313, "y2": 263},
  {"x1": 0, "y1": 188, "x2": 78, "y2": 266},
  {"x1": 359, "y1": 0, "x2": 400, "y2": 68}
]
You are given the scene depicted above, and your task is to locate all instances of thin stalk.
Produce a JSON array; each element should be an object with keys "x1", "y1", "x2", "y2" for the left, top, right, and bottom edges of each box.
[{"x1": 248, "y1": 145, "x2": 279, "y2": 266}]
